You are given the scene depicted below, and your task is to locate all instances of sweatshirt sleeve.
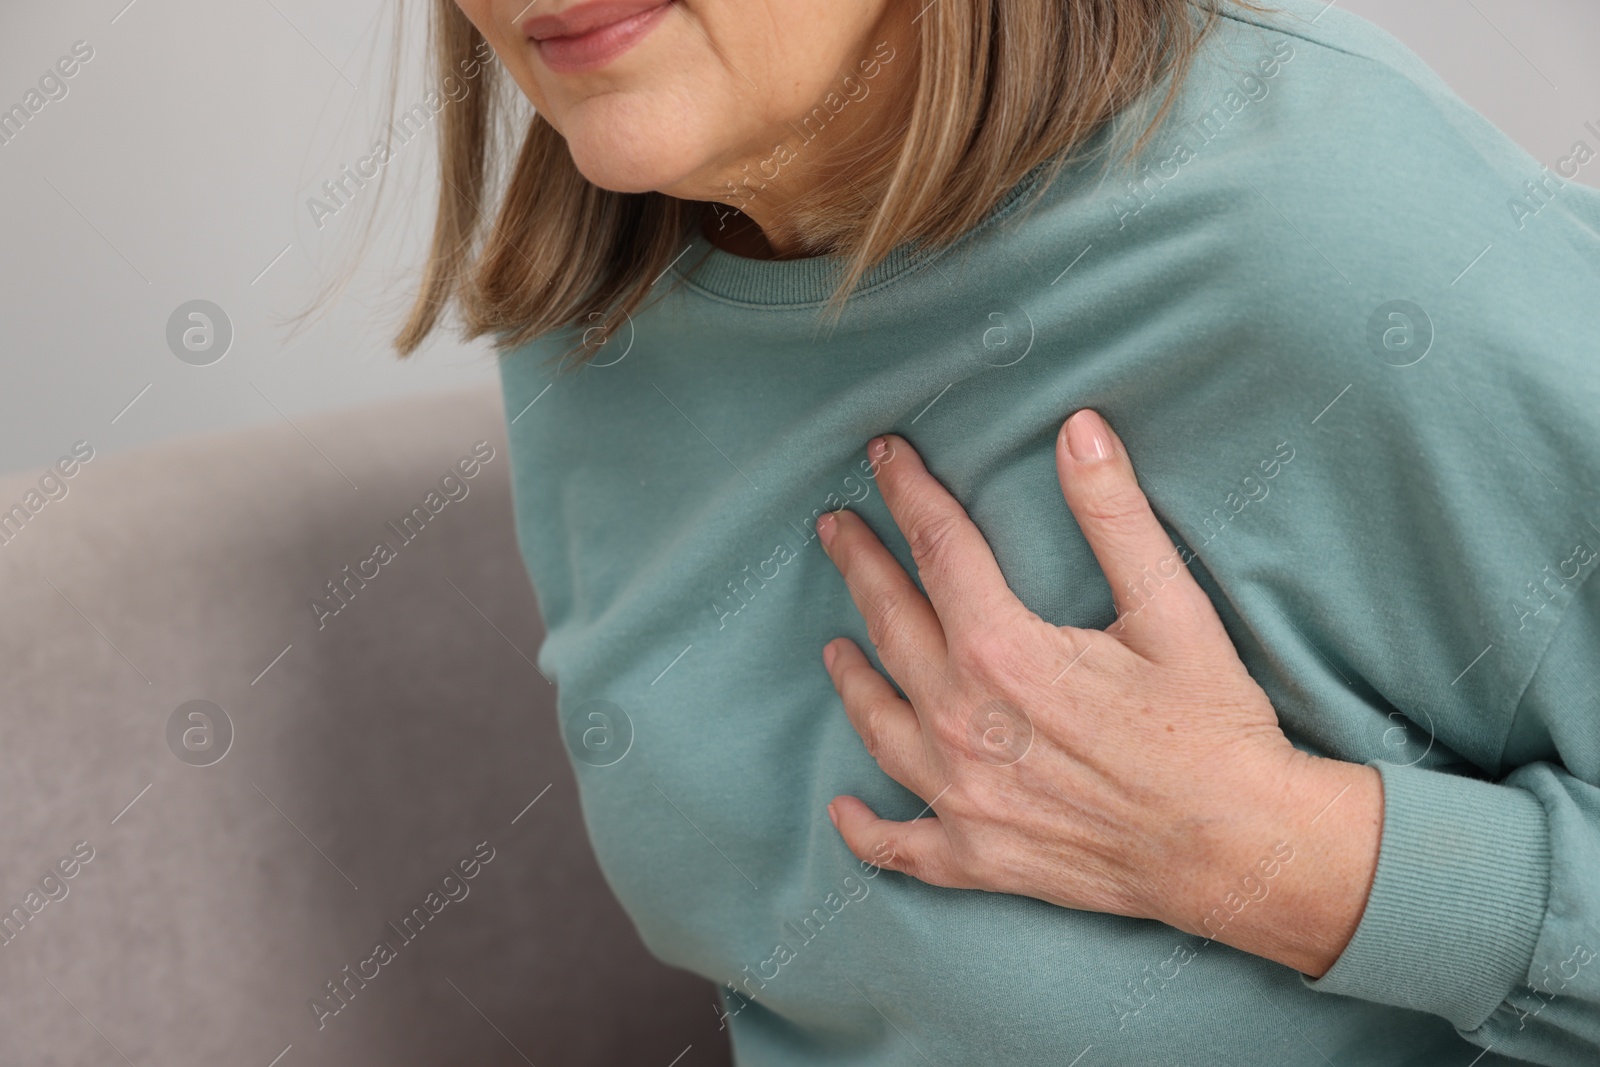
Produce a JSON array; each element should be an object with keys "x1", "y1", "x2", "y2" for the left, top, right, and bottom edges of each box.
[{"x1": 1300, "y1": 568, "x2": 1600, "y2": 1066}]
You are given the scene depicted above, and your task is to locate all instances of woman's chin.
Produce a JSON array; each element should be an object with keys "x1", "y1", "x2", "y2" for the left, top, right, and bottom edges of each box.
[
  {"x1": 568, "y1": 158, "x2": 677, "y2": 195},
  {"x1": 564, "y1": 125, "x2": 711, "y2": 198}
]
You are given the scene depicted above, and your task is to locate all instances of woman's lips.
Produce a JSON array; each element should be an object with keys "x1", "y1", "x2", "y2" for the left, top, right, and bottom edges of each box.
[{"x1": 524, "y1": 0, "x2": 673, "y2": 75}]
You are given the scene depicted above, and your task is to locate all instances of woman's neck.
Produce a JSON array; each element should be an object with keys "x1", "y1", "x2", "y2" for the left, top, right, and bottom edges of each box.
[
  {"x1": 696, "y1": 5, "x2": 918, "y2": 261},
  {"x1": 701, "y1": 205, "x2": 790, "y2": 260}
]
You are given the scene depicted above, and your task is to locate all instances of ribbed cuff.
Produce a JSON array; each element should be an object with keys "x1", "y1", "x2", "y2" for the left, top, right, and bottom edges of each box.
[{"x1": 1300, "y1": 758, "x2": 1552, "y2": 1030}]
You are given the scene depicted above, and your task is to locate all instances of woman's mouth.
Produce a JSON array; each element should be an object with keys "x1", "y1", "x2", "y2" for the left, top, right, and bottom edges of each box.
[{"x1": 523, "y1": 0, "x2": 674, "y2": 75}]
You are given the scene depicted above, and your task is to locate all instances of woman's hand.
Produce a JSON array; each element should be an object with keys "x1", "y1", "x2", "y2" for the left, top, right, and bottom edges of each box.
[{"x1": 816, "y1": 411, "x2": 1383, "y2": 978}]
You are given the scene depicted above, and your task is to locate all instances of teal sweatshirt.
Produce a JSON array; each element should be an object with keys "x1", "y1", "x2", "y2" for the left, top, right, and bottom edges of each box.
[{"x1": 497, "y1": 2, "x2": 1600, "y2": 1063}]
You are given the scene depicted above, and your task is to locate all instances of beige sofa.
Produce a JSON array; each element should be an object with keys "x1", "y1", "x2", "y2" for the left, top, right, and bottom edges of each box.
[{"x1": 0, "y1": 387, "x2": 731, "y2": 1066}]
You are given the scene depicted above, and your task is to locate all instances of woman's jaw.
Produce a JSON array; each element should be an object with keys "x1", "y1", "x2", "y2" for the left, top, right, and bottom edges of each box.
[{"x1": 457, "y1": 0, "x2": 913, "y2": 249}]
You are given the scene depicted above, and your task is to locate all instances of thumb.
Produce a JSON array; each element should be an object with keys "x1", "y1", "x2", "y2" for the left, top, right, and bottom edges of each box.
[
  {"x1": 1055, "y1": 410, "x2": 1217, "y2": 651},
  {"x1": 828, "y1": 795, "x2": 963, "y2": 889}
]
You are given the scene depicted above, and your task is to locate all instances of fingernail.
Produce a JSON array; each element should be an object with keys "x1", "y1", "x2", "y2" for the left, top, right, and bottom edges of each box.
[
  {"x1": 822, "y1": 640, "x2": 838, "y2": 671},
  {"x1": 867, "y1": 436, "x2": 890, "y2": 463},
  {"x1": 817, "y1": 510, "x2": 839, "y2": 546},
  {"x1": 827, "y1": 802, "x2": 839, "y2": 829},
  {"x1": 1066, "y1": 410, "x2": 1114, "y2": 463}
]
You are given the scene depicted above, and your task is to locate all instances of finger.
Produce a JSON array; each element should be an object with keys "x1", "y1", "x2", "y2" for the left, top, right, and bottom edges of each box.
[
  {"x1": 1056, "y1": 410, "x2": 1228, "y2": 653},
  {"x1": 828, "y1": 795, "x2": 966, "y2": 889},
  {"x1": 824, "y1": 638, "x2": 932, "y2": 796},
  {"x1": 819, "y1": 507, "x2": 949, "y2": 694},
  {"x1": 868, "y1": 435, "x2": 1026, "y2": 638}
]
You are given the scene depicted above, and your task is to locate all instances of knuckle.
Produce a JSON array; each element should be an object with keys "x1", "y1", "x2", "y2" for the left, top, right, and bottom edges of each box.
[
  {"x1": 950, "y1": 625, "x2": 1032, "y2": 683},
  {"x1": 928, "y1": 711, "x2": 969, "y2": 751},
  {"x1": 855, "y1": 712, "x2": 884, "y2": 762},
  {"x1": 862, "y1": 588, "x2": 908, "y2": 651},
  {"x1": 1168, "y1": 581, "x2": 1217, "y2": 623},
  {"x1": 1135, "y1": 578, "x2": 1214, "y2": 639},
  {"x1": 950, "y1": 629, "x2": 1005, "y2": 676},
  {"x1": 863, "y1": 836, "x2": 900, "y2": 872},
  {"x1": 1074, "y1": 484, "x2": 1149, "y2": 531},
  {"x1": 855, "y1": 698, "x2": 897, "y2": 763},
  {"x1": 889, "y1": 842, "x2": 927, "y2": 882},
  {"x1": 1077, "y1": 628, "x2": 1119, "y2": 665},
  {"x1": 905, "y1": 509, "x2": 963, "y2": 570}
]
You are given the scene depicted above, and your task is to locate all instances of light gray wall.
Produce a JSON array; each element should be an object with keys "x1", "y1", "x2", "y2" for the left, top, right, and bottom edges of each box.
[
  {"x1": 1, "y1": 0, "x2": 1596, "y2": 476},
  {"x1": 0, "y1": 0, "x2": 494, "y2": 478},
  {"x1": 1340, "y1": 0, "x2": 1600, "y2": 171}
]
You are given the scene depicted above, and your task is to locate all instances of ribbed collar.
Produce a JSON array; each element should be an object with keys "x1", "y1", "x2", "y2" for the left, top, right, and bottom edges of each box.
[{"x1": 669, "y1": 158, "x2": 1059, "y2": 308}]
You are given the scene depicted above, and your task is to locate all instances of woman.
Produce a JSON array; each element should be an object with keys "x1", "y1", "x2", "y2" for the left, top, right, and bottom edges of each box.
[{"x1": 392, "y1": 0, "x2": 1600, "y2": 1062}]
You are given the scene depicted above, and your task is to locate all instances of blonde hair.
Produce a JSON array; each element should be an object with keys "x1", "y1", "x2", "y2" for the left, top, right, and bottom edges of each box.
[{"x1": 392, "y1": 0, "x2": 1267, "y2": 364}]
